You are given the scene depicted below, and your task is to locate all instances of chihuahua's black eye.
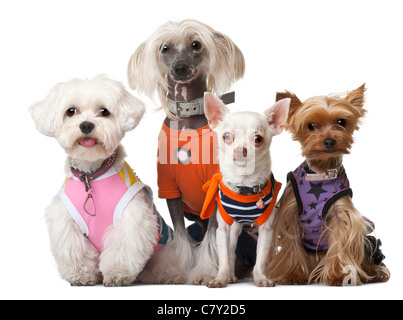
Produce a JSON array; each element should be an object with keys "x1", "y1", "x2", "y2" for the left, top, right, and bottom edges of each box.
[
  {"x1": 192, "y1": 41, "x2": 202, "y2": 51},
  {"x1": 223, "y1": 132, "x2": 234, "y2": 144},
  {"x1": 308, "y1": 123, "x2": 315, "y2": 132},
  {"x1": 161, "y1": 45, "x2": 169, "y2": 53},
  {"x1": 337, "y1": 119, "x2": 346, "y2": 127},
  {"x1": 99, "y1": 107, "x2": 110, "y2": 117},
  {"x1": 254, "y1": 135, "x2": 264, "y2": 147},
  {"x1": 66, "y1": 107, "x2": 77, "y2": 117}
]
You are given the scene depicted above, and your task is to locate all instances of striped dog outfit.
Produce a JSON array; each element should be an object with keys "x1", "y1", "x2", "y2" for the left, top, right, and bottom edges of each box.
[{"x1": 200, "y1": 173, "x2": 282, "y2": 226}]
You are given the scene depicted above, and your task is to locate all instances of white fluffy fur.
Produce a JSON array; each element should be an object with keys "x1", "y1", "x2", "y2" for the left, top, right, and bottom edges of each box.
[
  {"x1": 203, "y1": 93, "x2": 290, "y2": 287},
  {"x1": 30, "y1": 76, "x2": 184, "y2": 286},
  {"x1": 127, "y1": 19, "x2": 245, "y2": 118}
]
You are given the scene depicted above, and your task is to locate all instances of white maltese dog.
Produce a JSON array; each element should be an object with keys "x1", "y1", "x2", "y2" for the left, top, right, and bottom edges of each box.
[{"x1": 30, "y1": 75, "x2": 185, "y2": 286}]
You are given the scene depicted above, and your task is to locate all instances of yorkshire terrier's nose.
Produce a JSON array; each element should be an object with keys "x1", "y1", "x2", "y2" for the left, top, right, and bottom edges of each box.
[
  {"x1": 80, "y1": 121, "x2": 95, "y2": 134},
  {"x1": 323, "y1": 138, "x2": 336, "y2": 150}
]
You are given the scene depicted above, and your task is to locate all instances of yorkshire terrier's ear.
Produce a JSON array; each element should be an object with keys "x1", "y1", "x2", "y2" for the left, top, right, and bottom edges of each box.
[
  {"x1": 345, "y1": 83, "x2": 366, "y2": 109},
  {"x1": 276, "y1": 90, "x2": 302, "y2": 121}
]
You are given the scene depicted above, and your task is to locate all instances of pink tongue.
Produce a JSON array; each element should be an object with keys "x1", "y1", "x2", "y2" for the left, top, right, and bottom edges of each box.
[{"x1": 79, "y1": 138, "x2": 96, "y2": 148}]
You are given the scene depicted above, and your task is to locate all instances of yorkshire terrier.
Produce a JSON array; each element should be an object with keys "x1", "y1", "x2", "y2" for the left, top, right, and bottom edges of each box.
[{"x1": 268, "y1": 84, "x2": 390, "y2": 286}]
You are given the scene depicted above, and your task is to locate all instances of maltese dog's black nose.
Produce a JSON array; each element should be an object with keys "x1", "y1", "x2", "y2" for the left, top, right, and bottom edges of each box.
[{"x1": 80, "y1": 121, "x2": 95, "y2": 134}]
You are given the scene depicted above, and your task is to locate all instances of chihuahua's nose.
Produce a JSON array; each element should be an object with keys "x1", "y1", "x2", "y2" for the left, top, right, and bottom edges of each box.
[
  {"x1": 174, "y1": 65, "x2": 191, "y2": 77},
  {"x1": 234, "y1": 147, "x2": 248, "y2": 160},
  {"x1": 80, "y1": 121, "x2": 95, "y2": 134},
  {"x1": 323, "y1": 138, "x2": 336, "y2": 150}
]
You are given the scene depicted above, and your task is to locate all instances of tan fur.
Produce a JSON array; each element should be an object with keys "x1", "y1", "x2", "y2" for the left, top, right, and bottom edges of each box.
[{"x1": 268, "y1": 84, "x2": 390, "y2": 285}]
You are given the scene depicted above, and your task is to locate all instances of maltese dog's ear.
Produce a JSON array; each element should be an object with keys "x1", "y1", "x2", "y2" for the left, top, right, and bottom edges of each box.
[
  {"x1": 30, "y1": 83, "x2": 64, "y2": 137},
  {"x1": 117, "y1": 86, "x2": 146, "y2": 132}
]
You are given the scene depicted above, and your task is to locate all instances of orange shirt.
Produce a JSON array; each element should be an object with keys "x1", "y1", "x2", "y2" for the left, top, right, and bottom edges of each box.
[{"x1": 157, "y1": 122, "x2": 220, "y2": 216}]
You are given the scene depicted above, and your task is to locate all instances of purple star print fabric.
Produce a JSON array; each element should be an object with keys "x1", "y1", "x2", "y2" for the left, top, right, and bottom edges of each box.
[{"x1": 287, "y1": 162, "x2": 353, "y2": 251}]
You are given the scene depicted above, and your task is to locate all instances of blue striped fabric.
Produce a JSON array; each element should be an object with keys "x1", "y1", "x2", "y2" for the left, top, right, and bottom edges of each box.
[{"x1": 218, "y1": 174, "x2": 276, "y2": 224}]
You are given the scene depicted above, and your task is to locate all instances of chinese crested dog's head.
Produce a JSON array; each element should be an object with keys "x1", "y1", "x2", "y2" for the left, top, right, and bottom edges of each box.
[
  {"x1": 127, "y1": 19, "x2": 245, "y2": 119},
  {"x1": 204, "y1": 92, "x2": 290, "y2": 186},
  {"x1": 30, "y1": 75, "x2": 145, "y2": 163},
  {"x1": 277, "y1": 84, "x2": 367, "y2": 171}
]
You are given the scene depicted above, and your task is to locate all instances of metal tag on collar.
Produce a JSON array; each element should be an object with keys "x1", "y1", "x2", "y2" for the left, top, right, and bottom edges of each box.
[
  {"x1": 82, "y1": 175, "x2": 97, "y2": 216},
  {"x1": 83, "y1": 190, "x2": 97, "y2": 217},
  {"x1": 256, "y1": 188, "x2": 266, "y2": 209},
  {"x1": 82, "y1": 175, "x2": 92, "y2": 192},
  {"x1": 325, "y1": 169, "x2": 338, "y2": 180},
  {"x1": 175, "y1": 102, "x2": 183, "y2": 117}
]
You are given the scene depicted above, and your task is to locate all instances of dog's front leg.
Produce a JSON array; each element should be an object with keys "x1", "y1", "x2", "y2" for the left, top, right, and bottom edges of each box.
[
  {"x1": 254, "y1": 214, "x2": 276, "y2": 287},
  {"x1": 207, "y1": 213, "x2": 230, "y2": 288},
  {"x1": 46, "y1": 196, "x2": 101, "y2": 286},
  {"x1": 228, "y1": 222, "x2": 243, "y2": 283},
  {"x1": 188, "y1": 210, "x2": 218, "y2": 285},
  {"x1": 313, "y1": 197, "x2": 368, "y2": 286},
  {"x1": 166, "y1": 198, "x2": 195, "y2": 274},
  {"x1": 100, "y1": 190, "x2": 157, "y2": 287}
]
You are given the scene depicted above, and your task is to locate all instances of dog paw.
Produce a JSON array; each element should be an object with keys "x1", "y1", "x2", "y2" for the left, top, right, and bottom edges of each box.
[
  {"x1": 188, "y1": 273, "x2": 215, "y2": 285},
  {"x1": 103, "y1": 272, "x2": 135, "y2": 287},
  {"x1": 68, "y1": 272, "x2": 101, "y2": 286},
  {"x1": 228, "y1": 276, "x2": 238, "y2": 284},
  {"x1": 254, "y1": 277, "x2": 275, "y2": 287},
  {"x1": 207, "y1": 279, "x2": 228, "y2": 288}
]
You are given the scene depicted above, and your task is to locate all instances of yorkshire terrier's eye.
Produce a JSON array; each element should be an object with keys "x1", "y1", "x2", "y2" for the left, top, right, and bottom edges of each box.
[
  {"x1": 308, "y1": 123, "x2": 315, "y2": 131},
  {"x1": 161, "y1": 45, "x2": 169, "y2": 53},
  {"x1": 192, "y1": 41, "x2": 202, "y2": 52},
  {"x1": 99, "y1": 107, "x2": 111, "y2": 117},
  {"x1": 254, "y1": 135, "x2": 264, "y2": 147},
  {"x1": 223, "y1": 132, "x2": 234, "y2": 144},
  {"x1": 66, "y1": 107, "x2": 77, "y2": 117},
  {"x1": 337, "y1": 119, "x2": 347, "y2": 127}
]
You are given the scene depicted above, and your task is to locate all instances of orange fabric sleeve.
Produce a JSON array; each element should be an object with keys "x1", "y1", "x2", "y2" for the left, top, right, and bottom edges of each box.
[
  {"x1": 157, "y1": 162, "x2": 182, "y2": 199},
  {"x1": 200, "y1": 173, "x2": 222, "y2": 220}
]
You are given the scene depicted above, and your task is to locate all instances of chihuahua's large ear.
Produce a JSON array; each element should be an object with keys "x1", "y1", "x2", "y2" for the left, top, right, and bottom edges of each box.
[
  {"x1": 345, "y1": 83, "x2": 366, "y2": 110},
  {"x1": 276, "y1": 91, "x2": 302, "y2": 122},
  {"x1": 117, "y1": 87, "x2": 146, "y2": 132},
  {"x1": 204, "y1": 92, "x2": 230, "y2": 130},
  {"x1": 30, "y1": 83, "x2": 64, "y2": 137},
  {"x1": 264, "y1": 98, "x2": 291, "y2": 135}
]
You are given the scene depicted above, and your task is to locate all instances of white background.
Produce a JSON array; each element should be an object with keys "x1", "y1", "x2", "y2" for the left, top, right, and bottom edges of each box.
[{"x1": 1, "y1": 0, "x2": 402, "y2": 300}]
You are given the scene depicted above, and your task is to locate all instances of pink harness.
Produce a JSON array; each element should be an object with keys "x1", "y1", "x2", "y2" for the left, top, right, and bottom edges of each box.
[{"x1": 59, "y1": 162, "x2": 171, "y2": 252}]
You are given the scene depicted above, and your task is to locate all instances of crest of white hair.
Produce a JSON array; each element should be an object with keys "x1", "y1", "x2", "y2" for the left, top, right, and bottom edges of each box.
[{"x1": 127, "y1": 19, "x2": 245, "y2": 119}]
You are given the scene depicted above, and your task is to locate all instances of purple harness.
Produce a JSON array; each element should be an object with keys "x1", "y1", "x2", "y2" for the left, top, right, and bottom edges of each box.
[{"x1": 287, "y1": 162, "x2": 353, "y2": 251}]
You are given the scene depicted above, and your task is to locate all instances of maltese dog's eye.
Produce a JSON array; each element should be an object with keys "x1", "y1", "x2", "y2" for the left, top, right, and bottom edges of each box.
[
  {"x1": 66, "y1": 107, "x2": 77, "y2": 117},
  {"x1": 99, "y1": 107, "x2": 111, "y2": 117}
]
